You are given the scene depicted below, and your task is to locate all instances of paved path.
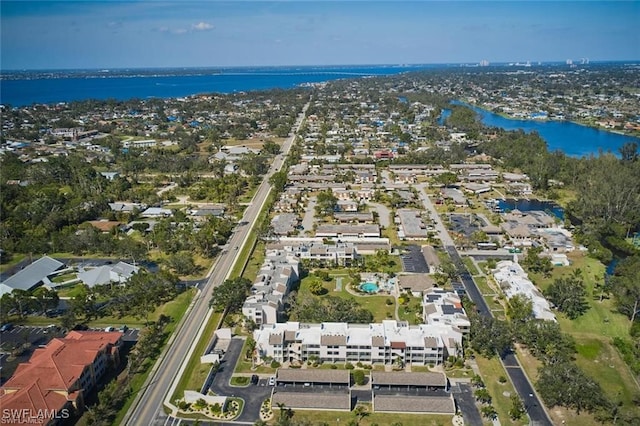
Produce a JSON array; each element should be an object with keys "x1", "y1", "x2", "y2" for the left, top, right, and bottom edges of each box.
[
  {"x1": 368, "y1": 201, "x2": 391, "y2": 228},
  {"x1": 300, "y1": 196, "x2": 316, "y2": 233}
]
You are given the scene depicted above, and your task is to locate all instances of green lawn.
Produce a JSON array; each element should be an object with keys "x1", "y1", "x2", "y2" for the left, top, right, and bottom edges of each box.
[
  {"x1": 242, "y1": 240, "x2": 266, "y2": 281},
  {"x1": 170, "y1": 310, "x2": 223, "y2": 403},
  {"x1": 475, "y1": 356, "x2": 528, "y2": 426},
  {"x1": 516, "y1": 251, "x2": 640, "y2": 425},
  {"x1": 296, "y1": 273, "x2": 396, "y2": 323},
  {"x1": 574, "y1": 337, "x2": 640, "y2": 412},
  {"x1": 529, "y1": 252, "x2": 630, "y2": 339},
  {"x1": 87, "y1": 288, "x2": 196, "y2": 329},
  {"x1": 56, "y1": 283, "x2": 87, "y2": 298},
  {"x1": 286, "y1": 409, "x2": 454, "y2": 426},
  {"x1": 462, "y1": 257, "x2": 480, "y2": 275},
  {"x1": 0, "y1": 253, "x2": 27, "y2": 273}
]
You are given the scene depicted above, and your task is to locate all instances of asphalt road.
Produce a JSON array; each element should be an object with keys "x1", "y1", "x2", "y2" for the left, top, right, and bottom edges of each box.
[
  {"x1": 124, "y1": 103, "x2": 309, "y2": 426},
  {"x1": 208, "y1": 338, "x2": 272, "y2": 423},
  {"x1": 416, "y1": 184, "x2": 552, "y2": 426},
  {"x1": 451, "y1": 383, "x2": 483, "y2": 426}
]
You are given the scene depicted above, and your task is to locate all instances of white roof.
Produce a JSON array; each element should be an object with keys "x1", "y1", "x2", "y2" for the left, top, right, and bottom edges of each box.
[{"x1": 2, "y1": 256, "x2": 63, "y2": 292}]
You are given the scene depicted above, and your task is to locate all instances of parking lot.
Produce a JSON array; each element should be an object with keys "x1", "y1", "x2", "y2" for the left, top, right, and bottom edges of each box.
[{"x1": 400, "y1": 245, "x2": 430, "y2": 273}]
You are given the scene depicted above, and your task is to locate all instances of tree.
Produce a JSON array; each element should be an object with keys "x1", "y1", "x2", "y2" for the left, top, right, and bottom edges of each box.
[
  {"x1": 469, "y1": 315, "x2": 512, "y2": 358},
  {"x1": 32, "y1": 287, "x2": 59, "y2": 314},
  {"x1": 521, "y1": 246, "x2": 552, "y2": 276},
  {"x1": 544, "y1": 270, "x2": 589, "y2": 319},
  {"x1": 609, "y1": 255, "x2": 640, "y2": 321},
  {"x1": 209, "y1": 277, "x2": 252, "y2": 313},
  {"x1": 352, "y1": 369, "x2": 365, "y2": 386},
  {"x1": 537, "y1": 361, "x2": 609, "y2": 414},
  {"x1": 315, "y1": 190, "x2": 338, "y2": 216},
  {"x1": 474, "y1": 388, "x2": 492, "y2": 404},
  {"x1": 509, "y1": 395, "x2": 526, "y2": 420},
  {"x1": 481, "y1": 405, "x2": 497, "y2": 420},
  {"x1": 434, "y1": 172, "x2": 458, "y2": 187},
  {"x1": 308, "y1": 280, "x2": 326, "y2": 296},
  {"x1": 506, "y1": 294, "x2": 534, "y2": 325}
]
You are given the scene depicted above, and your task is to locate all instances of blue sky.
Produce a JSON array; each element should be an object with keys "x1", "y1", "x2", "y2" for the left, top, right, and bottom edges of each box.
[{"x1": 1, "y1": 1, "x2": 638, "y2": 70}]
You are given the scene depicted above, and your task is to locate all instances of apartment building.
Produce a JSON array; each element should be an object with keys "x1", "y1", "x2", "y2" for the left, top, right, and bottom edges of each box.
[
  {"x1": 422, "y1": 289, "x2": 471, "y2": 334},
  {"x1": 242, "y1": 250, "x2": 300, "y2": 325},
  {"x1": 254, "y1": 320, "x2": 462, "y2": 367},
  {"x1": 0, "y1": 331, "x2": 123, "y2": 425}
]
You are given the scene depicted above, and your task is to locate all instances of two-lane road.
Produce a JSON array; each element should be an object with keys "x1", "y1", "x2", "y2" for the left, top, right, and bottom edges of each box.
[
  {"x1": 416, "y1": 184, "x2": 552, "y2": 426},
  {"x1": 125, "y1": 102, "x2": 309, "y2": 425}
]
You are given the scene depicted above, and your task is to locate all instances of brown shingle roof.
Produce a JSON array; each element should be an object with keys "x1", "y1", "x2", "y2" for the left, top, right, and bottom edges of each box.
[
  {"x1": 272, "y1": 391, "x2": 351, "y2": 410},
  {"x1": 373, "y1": 395, "x2": 455, "y2": 413},
  {"x1": 371, "y1": 371, "x2": 447, "y2": 387},
  {"x1": 371, "y1": 335, "x2": 385, "y2": 347},
  {"x1": 276, "y1": 368, "x2": 350, "y2": 384},
  {"x1": 320, "y1": 335, "x2": 347, "y2": 346},
  {"x1": 268, "y1": 333, "x2": 283, "y2": 345}
]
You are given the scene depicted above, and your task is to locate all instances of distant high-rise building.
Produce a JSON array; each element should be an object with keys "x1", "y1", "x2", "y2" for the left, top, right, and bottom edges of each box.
[
  {"x1": 566, "y1": 59, "x2": 573, "y2": 65},
  {"x1": 479, "y1": 59, "x2": 490, "y2": 67}
]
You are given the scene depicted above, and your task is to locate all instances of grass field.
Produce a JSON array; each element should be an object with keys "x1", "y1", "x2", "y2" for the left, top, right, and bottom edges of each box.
[
  {"x1": 284, "y1": 409, "x2": 454, "y2": 426},
  {"x1": 518, "y1": 251, "x2": 640, "y2": 424}
]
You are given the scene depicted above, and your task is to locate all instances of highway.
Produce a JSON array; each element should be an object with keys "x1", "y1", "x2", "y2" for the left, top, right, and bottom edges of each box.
[
  {"x1": 124, "y1": 102, "x2": 309, "y2": 426},
  {"x1": 416, "y1": 184, "x2": 552, "y2": 426}
]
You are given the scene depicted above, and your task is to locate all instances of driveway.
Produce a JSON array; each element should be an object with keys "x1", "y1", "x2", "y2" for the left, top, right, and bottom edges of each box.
[
  {"x1": 451, "y1": 383, "x2": 483, "y2": 426},
  {"x1": 300, "y1": 196, "x2": 317, "y2": 233},
  {"x1": 208, "y1": 338, "x2": 272, "y2": 423},
  {"x1": 368, "y1": 202, "x2": 391, "y2": 228}
]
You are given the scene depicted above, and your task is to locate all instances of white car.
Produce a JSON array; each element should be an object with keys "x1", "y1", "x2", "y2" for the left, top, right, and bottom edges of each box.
[{"x1": 268, "y1": 376, "x2": 276, "y2": 386}]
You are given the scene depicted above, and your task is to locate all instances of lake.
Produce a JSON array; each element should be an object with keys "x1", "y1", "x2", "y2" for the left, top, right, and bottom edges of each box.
[{"x1": 446, "y1": 101, "x2": 640, "y2": 157}]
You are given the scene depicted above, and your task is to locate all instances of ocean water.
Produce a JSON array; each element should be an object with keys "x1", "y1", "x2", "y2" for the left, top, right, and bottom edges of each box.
[{"x1": 0, "y1": 65, "x2": 430, "y2": 107}]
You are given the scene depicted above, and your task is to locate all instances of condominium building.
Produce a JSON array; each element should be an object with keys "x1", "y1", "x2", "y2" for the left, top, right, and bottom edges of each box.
[
  {"x1": 422, "y1": 289, "x2": 471, "y2": 334},
  {"x1": 254, "y1": 320, "x2": 462, "y2": 366},
  {"x1": 242, "y1": 250, "x2": 300, "y2": 325},
  {"x1": 0, "y1": 331, "x2": 122, "y2": 425}
]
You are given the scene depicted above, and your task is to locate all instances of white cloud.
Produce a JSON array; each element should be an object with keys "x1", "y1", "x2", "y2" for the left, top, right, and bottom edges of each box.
[{"x1": 192, "y1": 22, "x2": 214, "y2": 31}]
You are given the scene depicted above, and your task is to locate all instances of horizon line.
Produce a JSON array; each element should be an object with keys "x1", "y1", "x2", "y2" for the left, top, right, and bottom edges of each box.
[{"x1": 2, "y1": 59, "x2": 640, "y2": 73}]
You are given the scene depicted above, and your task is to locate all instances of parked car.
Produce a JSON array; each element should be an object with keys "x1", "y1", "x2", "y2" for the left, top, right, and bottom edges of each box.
[
  {"x1": 104, "y1": 326, "x2": 115, "y2": 332},
  {"x1": 0, "y1": 323, "x2": 14, "y2": 332},
  {"x1": 251, "y1": 375, "x2": 259, "y2": 385},
  {"x1": 268, "y1": 376, "x2": 276, "y2": 386}
]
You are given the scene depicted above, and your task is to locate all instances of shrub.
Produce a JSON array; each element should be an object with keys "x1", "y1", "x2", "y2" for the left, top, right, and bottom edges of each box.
[
  {"x1": 270, "y1": 360, "x2": 281, "y2": 368},
  {"x1": 330, "y1": 364, "x2": 338, "y2": 369},
  {"x1": 345, "y1": 362, "x2": 355, "y2": 369},
  {"x1": 353, "y1": 369, "x2": 366, "y2": 385},
  {"x1": 498, "y1": 375, "x2": 507, "y2": 383}
]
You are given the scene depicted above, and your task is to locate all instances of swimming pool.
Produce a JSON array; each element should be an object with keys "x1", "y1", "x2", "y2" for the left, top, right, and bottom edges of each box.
[{"x1": 359, "y1": 282, "x2": 379, "y2": 293}]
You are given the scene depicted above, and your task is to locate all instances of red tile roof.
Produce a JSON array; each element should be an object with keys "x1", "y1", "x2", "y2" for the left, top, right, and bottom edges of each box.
[
  {"x1": 3, "y1": 331, "x2": 122, "y2": 392},
  {"x1": 0, "y1": 380, "x2": 69, "y2": 425},
  {"x1": 0, "y1": 331, "x2": 122, "y2": 423}
]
